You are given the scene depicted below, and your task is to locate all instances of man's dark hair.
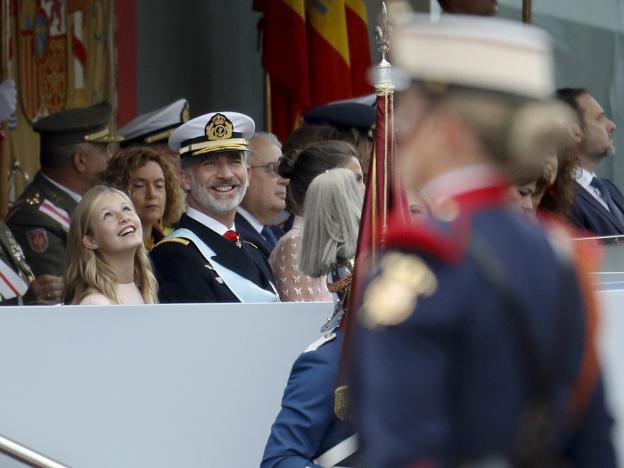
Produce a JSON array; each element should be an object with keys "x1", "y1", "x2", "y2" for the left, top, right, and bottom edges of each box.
[{"x1": 556, "y1": 87, "x2": 586, "y2": 127}]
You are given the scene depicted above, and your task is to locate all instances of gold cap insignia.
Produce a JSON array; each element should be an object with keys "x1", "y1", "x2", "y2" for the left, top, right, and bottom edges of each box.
[
  {"x1": 205, "y1": 113, "x2": 233, "y2": 141},
  {"x1": 360, "y1": 252, "x2": 438, "y2": 328}
]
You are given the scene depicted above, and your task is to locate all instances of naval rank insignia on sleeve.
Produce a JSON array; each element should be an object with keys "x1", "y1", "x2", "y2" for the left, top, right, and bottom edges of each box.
[{"x1": 360, "y1": 252, "x2": 438, "y2": 329}]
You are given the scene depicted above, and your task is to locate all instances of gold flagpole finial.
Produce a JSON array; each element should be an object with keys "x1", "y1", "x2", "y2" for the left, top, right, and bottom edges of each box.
[{"x1": 374, "y1": 2, "x2": 394, "y2": 91}]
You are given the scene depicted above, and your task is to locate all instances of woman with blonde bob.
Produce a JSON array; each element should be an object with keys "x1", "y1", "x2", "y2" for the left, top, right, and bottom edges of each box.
[{"x1": 64, "y1": 185, "x2": 159, "y2": 305}]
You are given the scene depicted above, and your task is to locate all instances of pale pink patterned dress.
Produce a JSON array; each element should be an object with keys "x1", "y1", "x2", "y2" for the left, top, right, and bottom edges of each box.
[{"x1": 269, "y1": 216, "x2": 333, "y2": 302}]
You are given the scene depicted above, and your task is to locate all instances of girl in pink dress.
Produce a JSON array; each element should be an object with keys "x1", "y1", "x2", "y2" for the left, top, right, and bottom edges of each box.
[{"x1": 64, "y1": 186, "x2": 158, "y2": 305}]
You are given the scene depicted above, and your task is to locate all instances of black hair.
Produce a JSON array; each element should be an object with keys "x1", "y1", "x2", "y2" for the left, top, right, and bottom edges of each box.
[
  {"x1": 556, "y1": 87, "x2": 586, "y2": 128},
  {"x1": 279, "y1": 140, "x2": 357, "y2": 215}
]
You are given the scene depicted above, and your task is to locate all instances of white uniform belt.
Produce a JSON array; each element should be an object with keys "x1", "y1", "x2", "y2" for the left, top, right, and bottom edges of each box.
[{"x1": 313, "y1": 434, "x2": 357, "y2": 468}]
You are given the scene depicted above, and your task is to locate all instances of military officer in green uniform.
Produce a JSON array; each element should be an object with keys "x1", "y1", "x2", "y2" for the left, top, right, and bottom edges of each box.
[
  {"x1": 0, "y1": 220, "x2": 63, "y2": 304},
  {"x1": 6, "y1": 103, "x2": 122, "y2": 277}
]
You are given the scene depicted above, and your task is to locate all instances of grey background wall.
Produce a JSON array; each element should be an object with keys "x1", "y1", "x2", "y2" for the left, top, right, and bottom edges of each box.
[
  {"x1": 135, "y1": 0, "x2": 389, "y2": 131},
  {"x1": 134, "y1": 1, "x2": 430, "y2": 131},
  {"x1": 134, "y1": 0, "x2": 624, "y2": 181}
]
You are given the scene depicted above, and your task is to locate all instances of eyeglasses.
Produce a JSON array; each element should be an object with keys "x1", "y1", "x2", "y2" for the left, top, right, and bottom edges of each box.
[{"x1": 250, "y1": 162, "x2": 281, "y2": 177}]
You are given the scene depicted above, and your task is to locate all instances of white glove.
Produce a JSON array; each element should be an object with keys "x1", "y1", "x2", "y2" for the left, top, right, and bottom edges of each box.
[{"x1": 0, "y1": 79, "x2": 17, "y2": 123}]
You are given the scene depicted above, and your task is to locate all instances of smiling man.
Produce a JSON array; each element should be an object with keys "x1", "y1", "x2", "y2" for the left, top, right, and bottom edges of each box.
[{"x1": 150, "y1": 112, "x2": 279, "y2": 303}]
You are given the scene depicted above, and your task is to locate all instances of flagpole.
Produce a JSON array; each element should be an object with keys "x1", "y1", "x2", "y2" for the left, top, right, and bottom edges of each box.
[
  {"x1": 0, "y1": 0, "x2": 10, "y2": 217},
  {"x1": 334, "y1": 0, "x2": 397, "y2": 422},
  {"x1": 522, "y1": 0, "x2": 532, "y2": 23}
]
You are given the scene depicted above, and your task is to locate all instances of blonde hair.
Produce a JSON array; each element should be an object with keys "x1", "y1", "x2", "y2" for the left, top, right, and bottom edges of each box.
[
  {"x1": 299, "y1": 168, "x2": 363, "y2": 277},
  {"x1": 64, "y1": 185, "x2": 159, "y2": 304}
]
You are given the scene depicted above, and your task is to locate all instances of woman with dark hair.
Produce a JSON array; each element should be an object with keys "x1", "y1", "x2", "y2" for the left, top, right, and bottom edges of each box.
[
  {"x1": 508, "y1": 165, "x2": 550, "y2": 217},
  {"x1": 100, "y1": 146, "x2": 184, "y2": 250},
  {"x1": 537, "y1": 143, "x2": 579, "y2": 217},
  {"x1": 269, "y1": 140, "x2": 364, "y2": 302}
]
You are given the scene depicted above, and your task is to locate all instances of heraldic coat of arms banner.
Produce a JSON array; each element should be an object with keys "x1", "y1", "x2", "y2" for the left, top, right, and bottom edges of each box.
[{"x1": 17, "y1": 0, "x2": 69, "y2": 122}]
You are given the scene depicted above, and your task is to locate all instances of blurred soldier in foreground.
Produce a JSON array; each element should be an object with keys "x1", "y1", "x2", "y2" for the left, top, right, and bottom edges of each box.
[{"x1": 353, "y1": 14, "x2": 615, "y2": 468}]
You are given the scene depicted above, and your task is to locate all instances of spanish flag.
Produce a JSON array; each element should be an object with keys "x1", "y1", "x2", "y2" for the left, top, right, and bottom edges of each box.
[{"x1": 255, "y1": 0, "x2": 372, "y2": 142}]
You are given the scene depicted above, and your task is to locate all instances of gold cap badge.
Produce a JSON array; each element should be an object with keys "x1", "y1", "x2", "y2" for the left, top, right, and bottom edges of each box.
[{"x1": 205, "y1": 113, "x2": 233, "y2": 141}]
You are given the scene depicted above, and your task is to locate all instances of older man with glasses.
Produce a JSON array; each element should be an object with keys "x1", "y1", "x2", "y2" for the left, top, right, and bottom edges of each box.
[{"x1": 236, "y1": 132, "x2": 289, "y2": 260}]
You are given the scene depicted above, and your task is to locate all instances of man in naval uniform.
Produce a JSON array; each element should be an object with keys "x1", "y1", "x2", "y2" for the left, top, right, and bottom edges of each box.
[
  {"x1": 118, "y1": 98, "x2": 190, "y2": 175},
  {"x1": 352, "y1": 14, "x2": 616, "y2": 468},
  {"x1": 6, "y1": 103, "x2": 122, "y2": 278},
  {"x1": 150, "y1": 112, "x2": 278, "y2": 303}
]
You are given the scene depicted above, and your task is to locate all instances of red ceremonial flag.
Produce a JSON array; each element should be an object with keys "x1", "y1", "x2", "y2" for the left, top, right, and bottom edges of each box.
[
  {"x1": 333, "y1": 11, "x2": 409, "y2": 420},
  {"x1": 255, "y1": 0, "x2": 373, "y2": 142},
  {"x1": 255, "y1": 0, "x2": 310, "y2": 142},
  {"x1": 345, "y1": 0, "x2": 373, "y2": 97}
]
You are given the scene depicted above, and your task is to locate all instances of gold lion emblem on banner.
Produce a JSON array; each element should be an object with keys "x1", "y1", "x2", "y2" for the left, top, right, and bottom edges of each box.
[{"x1": 205, "y1": 113, "x2": 233, "y2": 141}]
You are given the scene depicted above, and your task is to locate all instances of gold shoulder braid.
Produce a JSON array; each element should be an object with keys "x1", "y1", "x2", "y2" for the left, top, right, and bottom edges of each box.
[{"x1": 360, "y1": 252, "x2": 438, "y2": 329}]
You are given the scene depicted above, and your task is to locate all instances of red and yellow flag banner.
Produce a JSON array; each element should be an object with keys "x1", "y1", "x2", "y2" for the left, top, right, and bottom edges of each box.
[{"x1": 255, "y1": 0, "x2": 373, "y2": 142}]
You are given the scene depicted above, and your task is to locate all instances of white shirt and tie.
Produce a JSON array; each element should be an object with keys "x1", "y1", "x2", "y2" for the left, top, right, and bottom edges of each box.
[{"x1": 574, "y1": 167, "x2": 624, "y2": 226}]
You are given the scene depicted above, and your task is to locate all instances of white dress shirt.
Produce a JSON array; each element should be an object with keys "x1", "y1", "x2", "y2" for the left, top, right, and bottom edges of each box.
[
  {"x1": 237, "y1": 207, "x2": 263, "y2": 233},
  {"x1": 186, "y1": 207, "x2": 235, "y2": 236},
  {"x1": 574, "y1": 167, "x2": 610, "y2": 211},
  {"x1": 42, "y1": 174, "x2": 82, "y2": 202}
]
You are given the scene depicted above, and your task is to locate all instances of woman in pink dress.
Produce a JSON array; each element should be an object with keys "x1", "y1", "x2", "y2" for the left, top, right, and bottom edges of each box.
[
  {"x1": 270, "y1": 140, "x2": 365, "y2": 302},
  {"x1": 64, "y1": 185, "x2": 158, "y2": 305}
]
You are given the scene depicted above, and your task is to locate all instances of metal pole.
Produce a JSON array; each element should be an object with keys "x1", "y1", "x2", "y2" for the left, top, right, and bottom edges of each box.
[
  {"x1": 522, "y1": 0, "x2": 533, "y2": 23},
  {"x1": 0, "y1": 0, "x2": 10, "y2": 217},
  {"x1": 0, "y1": 434, "x2": 70, "y2": 468}
]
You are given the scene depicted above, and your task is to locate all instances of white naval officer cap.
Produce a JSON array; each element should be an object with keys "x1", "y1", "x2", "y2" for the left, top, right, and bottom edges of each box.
[
  {"x1": 392, "y1": 14, "x2": 554, "y2": 98},
  {"x1": 119, "y1": 98, "x2": 190, "y2": 146},
  {"x1": 169, "y1": 111, "x2": 255, "y2": 158}
]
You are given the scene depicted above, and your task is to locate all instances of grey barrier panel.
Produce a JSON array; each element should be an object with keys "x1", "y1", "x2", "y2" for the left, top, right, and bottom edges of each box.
[
  {"x1": 598, "y1": 291, "x2": 624, "y2": 467},
  {"x1": 0, "y1": 302, "x2": 333, "y2": 468},
  {"x1": 0, "y1": 296, "x2": 620, "y2": 467}
]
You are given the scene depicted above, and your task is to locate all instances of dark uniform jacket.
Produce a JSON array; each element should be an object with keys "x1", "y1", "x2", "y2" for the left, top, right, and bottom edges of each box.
[
  {"x1": 150, "y1": 214, "x2": 277, "y2": 303},
  {"x1": 0, "y1": 221, "x2": 34, "y2": 304},
  {"x1": 262, "y1": 331, "x2": 356, "y2": 468},
  {"x1": 354, "y1": 183, "x2": 616, "y2": 468},
  {"x1": 235, "y1": 212, "x2": 274, "y2": 261},
  {"x1": 568, "y1": 180, "x2": 624, "y2": 236},
  {"x1": 5, "y1": 172, "x2": 77, "y2": 277}
]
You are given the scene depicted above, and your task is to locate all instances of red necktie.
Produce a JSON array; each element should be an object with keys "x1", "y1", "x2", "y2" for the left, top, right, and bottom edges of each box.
[{"x1": 223, "y1": 230, "x2": 240, "y2": 242}]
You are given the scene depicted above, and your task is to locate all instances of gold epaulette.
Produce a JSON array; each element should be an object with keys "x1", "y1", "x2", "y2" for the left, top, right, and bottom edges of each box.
[{"x1": 155, "y1": 237, "x2": 190, "y2": 248}]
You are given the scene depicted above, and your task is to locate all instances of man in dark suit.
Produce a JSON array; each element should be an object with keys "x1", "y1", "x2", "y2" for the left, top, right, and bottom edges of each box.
[
  {"x1": 150, "y1": 112, "x2": 279, "y2": 303},
  {"x1": 557, "y1": 88, "x2": 624, "y2": 236},
  {"x1": 236, "y1": 132, "x2": 288, "y2": 260}
]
